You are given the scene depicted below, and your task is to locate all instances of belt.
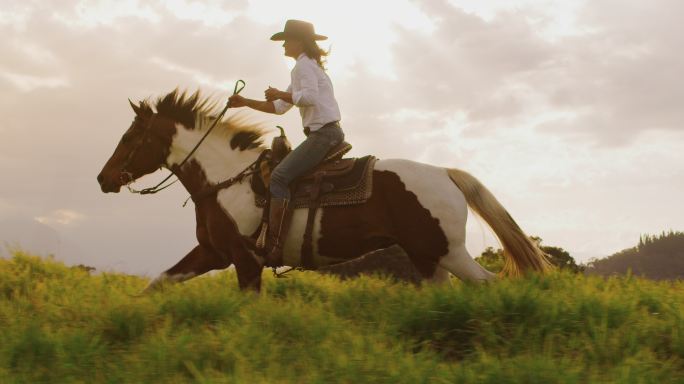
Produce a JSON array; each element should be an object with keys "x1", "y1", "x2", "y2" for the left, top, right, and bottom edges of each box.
[{"x1": 304, "y1": 121, "x2": 339, "y2": 136}]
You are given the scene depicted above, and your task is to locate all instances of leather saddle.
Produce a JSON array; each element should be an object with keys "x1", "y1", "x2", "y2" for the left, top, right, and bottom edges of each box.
[{"x1": 250, "y1": 127, "x2": 375, "y2": 209}]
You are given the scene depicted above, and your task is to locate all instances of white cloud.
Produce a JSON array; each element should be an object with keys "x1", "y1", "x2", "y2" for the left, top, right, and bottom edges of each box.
[
  {"x1": 385, "y1": 0, "x2": 684, "y2": 146},
  {"x1": 1, "y1": 71, "x2": 70, "y2": 92},
  {"x1": 162, "y1": 0, "x2": 244, "y2": 25},
  {"x1": 52, "y1": 0, "x2": 160, "y2": 27},
  {"x1": 35, "y1": 209, "x2": 86, "y2": 226}
]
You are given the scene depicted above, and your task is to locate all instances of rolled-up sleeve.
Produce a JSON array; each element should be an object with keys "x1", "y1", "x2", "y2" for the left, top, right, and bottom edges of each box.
[
  {"x1": 292, "y1": 63, "x2": 319, "y2": 107},
  {"x1": 273, "y1": 84, "x2": 294, "y2": 115}
]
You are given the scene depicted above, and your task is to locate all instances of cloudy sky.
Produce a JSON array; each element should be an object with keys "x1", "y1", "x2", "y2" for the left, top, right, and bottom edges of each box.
[{"x1": 1, "y1": 0, "x2": 682, "y2": 275}]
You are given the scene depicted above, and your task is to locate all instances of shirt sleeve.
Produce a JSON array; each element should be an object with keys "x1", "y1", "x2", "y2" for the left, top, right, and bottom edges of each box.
[
  {"x1": 292, "y1": 62, "x2": 319, "y2": 107},
  {"x1": 272, "y1": 84, "x2": 294, "y2": 115}
]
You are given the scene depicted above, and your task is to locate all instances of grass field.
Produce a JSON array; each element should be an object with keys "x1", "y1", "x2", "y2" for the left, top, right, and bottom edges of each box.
[{"x1": 1, "y1": 251, "x2": 683, "y2": 383}]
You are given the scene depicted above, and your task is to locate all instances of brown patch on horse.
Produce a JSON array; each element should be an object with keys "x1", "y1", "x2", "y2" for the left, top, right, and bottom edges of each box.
[
  {"x1": 317, "y1": 170, "x2": 449, "y2": 278},
  {"x1": 230, "y1": 130, "x2": 264, "y2": 151}
]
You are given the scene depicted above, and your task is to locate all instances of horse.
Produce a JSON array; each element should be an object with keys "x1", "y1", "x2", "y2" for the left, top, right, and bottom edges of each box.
[{"x1": 96, "y1": 89, "x2": 552, "y2": 291}]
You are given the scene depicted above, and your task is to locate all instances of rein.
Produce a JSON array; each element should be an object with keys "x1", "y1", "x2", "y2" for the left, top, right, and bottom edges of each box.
[
  {"x1": 124, "y1": 80, "x2": 246, "y2": 195},
  {"x1": 182, "y1": 158, "x2": 259, "y2": 207}
]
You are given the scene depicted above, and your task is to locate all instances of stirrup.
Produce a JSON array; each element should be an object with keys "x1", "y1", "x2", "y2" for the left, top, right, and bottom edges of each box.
[{"x1": 264, "y1": 245, "x2": 284, "y2": 268}]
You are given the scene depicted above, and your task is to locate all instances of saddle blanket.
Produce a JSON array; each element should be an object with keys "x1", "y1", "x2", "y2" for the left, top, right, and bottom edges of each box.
[{"x1": 252, "y1": 155, "x2": 377, "y2": 209}]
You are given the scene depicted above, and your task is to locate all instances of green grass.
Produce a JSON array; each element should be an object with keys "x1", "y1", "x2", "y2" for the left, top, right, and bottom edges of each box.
[{"x1": 1, "y1": 250, "x2": 683, "y2": 383}]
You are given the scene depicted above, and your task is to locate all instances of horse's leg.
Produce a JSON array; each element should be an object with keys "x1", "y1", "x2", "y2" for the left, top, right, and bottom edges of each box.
[
  {"x1": 438, "y1": 245, "x2": 496, "y2": 282},
  {"x1": 143, "y1": 244, "x2": 229, "y2": 292},
  {"x1": 202, "y1": 203, "x2": 263, "y2": 292},
  {"x1": 231, "y1": 242, "x2": 263, "y2": 291},
  {"x1": 429, "y1": 264, "x2": 453, "y2": 285}
]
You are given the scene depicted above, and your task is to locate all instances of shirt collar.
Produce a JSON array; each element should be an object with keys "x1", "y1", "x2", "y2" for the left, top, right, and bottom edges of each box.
[{"x1": 297, "y1": 53, "x2": 307, "y2": 61}]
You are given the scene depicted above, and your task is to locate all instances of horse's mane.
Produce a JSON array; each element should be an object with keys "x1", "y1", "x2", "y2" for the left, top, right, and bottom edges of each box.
[{"x1": 140, "y1": 89, "x2": 267, "y2": 151}]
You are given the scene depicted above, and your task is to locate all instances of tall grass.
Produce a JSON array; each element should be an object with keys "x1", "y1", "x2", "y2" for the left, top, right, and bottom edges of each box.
[{"x1": 1, "y1": 250, "x2": 683, "y2": 383}]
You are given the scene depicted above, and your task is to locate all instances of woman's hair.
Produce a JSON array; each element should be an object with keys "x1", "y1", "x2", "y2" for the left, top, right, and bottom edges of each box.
[{"x1": 302, "y1": 39, "x2": 330, "y2": 70}]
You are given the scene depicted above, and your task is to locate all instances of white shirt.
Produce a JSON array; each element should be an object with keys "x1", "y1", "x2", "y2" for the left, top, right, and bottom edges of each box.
[{"x1": 273, "y1": 53, "x2": 341, "y2": 131}]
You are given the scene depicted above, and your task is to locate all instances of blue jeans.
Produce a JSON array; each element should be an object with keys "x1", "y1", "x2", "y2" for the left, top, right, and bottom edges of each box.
[{"x1": 270, "y1": 123, "x2": 345, "y2": 199}]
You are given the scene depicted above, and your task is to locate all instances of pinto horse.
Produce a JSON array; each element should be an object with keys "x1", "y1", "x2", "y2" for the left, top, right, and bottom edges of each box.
[{"x1": 97, "y1": 90, "x2": 552, "y2": 291}]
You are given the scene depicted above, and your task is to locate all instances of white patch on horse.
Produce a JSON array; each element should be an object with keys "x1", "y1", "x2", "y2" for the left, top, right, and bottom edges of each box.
[
  {"x1": 167, "y1": 122, "x2": 262, "y2": 235},
  {"x1": 374, "y1": 159, "x2": 495, "y2": 282},
  {"x1": 281, "y1": 207, "x2": 326, "y2": 267}
]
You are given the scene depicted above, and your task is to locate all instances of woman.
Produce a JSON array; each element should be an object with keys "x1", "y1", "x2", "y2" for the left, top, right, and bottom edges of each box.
[{"x1": 228, "y1": 19, "x2": 345, "y2": 267}]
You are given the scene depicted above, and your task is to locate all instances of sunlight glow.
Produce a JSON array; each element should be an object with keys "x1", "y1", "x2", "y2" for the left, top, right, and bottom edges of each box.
[{"x1": 243, "y1": 0, "x2": 435, "y2": 79}]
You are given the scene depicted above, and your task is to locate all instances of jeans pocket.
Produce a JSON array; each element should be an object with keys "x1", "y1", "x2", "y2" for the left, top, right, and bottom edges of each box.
[{"x1": 310, "y1": 126, "x2": 344, "y2": 152}]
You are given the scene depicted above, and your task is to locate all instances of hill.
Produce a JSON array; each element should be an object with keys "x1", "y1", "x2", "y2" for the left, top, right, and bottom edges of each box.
[
  {"x1": 586, "y1": 231, "x2": 684, "y2": 280},
  {"x1": 1, "y1": 250, "x2": 683, "y2": 383}
]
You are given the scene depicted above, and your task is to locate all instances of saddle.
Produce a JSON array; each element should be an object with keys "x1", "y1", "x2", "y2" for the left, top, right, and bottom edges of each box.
[
  {"x1": 250, "y1": 127, "x2": 377, "y2": 268},
  {"x1": 250, "y1": 128, "x2": 376, "y2": 209}
]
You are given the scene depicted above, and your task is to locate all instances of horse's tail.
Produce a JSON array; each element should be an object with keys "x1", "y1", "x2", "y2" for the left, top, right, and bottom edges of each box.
[{"x1": 446, "y1": 168, "x2": 554, "y2": 276}]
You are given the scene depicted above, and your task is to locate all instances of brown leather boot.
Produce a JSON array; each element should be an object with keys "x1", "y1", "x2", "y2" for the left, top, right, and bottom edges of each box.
[{"x1": 264, "y1": 198, "x2": 292, "y2": 267}]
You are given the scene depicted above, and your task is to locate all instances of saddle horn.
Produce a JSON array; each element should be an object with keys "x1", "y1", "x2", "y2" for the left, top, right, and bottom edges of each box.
[{"x1": 270, "y1": 126, "x2": 292, "y2": 166}]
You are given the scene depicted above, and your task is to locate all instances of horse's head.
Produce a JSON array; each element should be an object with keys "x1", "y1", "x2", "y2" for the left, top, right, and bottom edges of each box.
[{"x1": 97, "y1": 100, "x2": 175, "y2": 193}]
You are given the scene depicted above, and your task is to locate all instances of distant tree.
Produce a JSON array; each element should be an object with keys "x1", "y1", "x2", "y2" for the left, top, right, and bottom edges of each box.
[
  {"x1": 531, "y1": 237, "x2": 583, "y2": 273},
  {"x1": 475, "y1": 246, "x2": 505, "y2": 273},
  {"x1": 72, "y1": 264, "x2": 96, "y2": 273},
  {"x1": 475, "y1": 237, "x2": 582, "y2": 273}
]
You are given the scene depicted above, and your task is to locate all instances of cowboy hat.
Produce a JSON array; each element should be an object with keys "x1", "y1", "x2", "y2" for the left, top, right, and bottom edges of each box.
[{"x1": 270, "y1": 19, "x2": 328, "y2": 41}]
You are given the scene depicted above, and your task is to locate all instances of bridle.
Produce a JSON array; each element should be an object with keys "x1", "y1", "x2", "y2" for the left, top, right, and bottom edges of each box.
[
  {"x1": 121, "y1": 112, "x2": 180, "y2": 195},
  {"x1": 122, "y1": 80, "x2": 247, "y2": 196}
]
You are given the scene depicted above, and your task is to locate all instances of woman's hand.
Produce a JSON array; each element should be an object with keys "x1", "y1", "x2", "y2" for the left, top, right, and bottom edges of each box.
[
  {"x1": 264, "y1": 86, "x2": 283, "y2": 102},
  {"x1": 228, "y1": 94, "x2": 247, "y2": 108}
]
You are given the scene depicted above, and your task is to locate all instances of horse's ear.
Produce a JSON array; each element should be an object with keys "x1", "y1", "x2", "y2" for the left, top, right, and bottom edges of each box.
[{"x1": 129, "y1": 98, "x2": 141, "y2": 115}]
